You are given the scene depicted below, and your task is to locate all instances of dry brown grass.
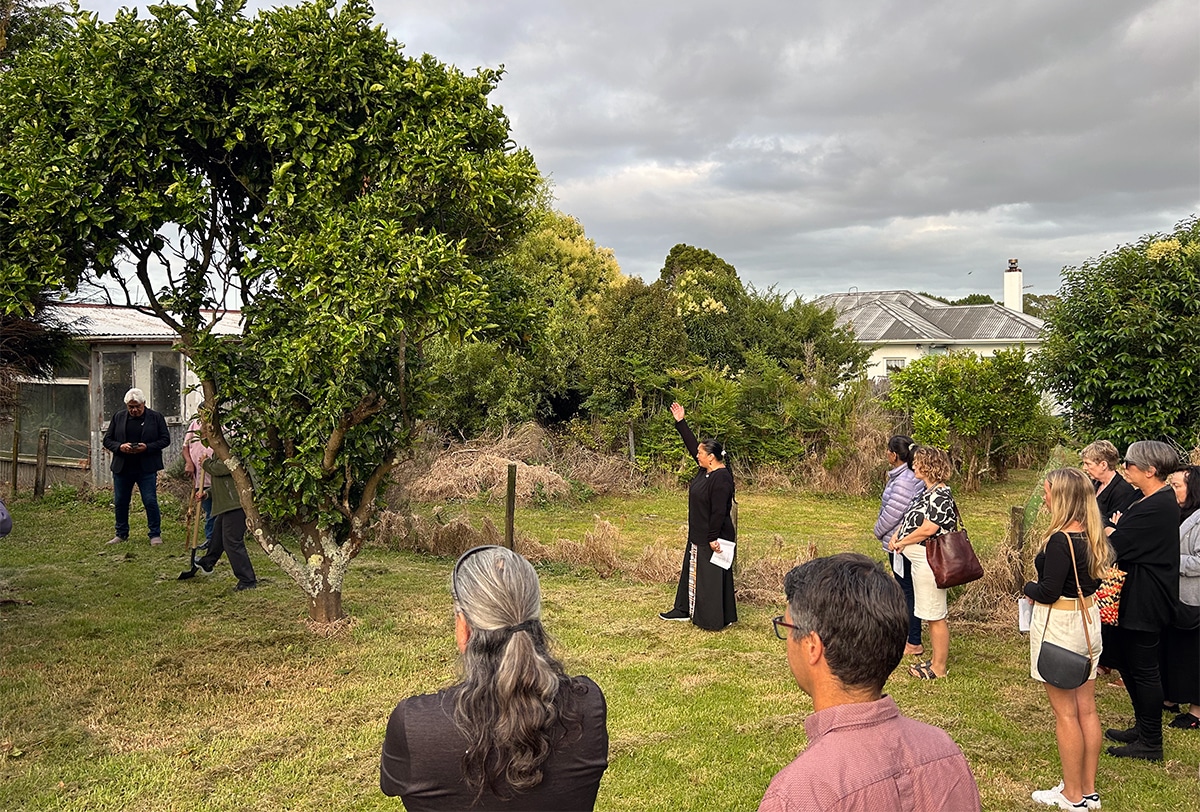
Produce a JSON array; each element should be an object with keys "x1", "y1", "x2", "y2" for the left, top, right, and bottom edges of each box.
[
  {"x1": 628, "y1": 545, "x2": 682, "y2": 583},
  {"x1": 399, "y1": 423, "x2": 643, "y2": 505},
  {"x1": 735, "y1": 534, "x2": 819, "y2": 606},
  {"x1": 374, "y1": 510, "x2": 504, "y2": 558},
  {"x1": 375, "y1": 511, "x2": 624, "y2": 578},
  {"x1": 407, "y1": 451, "x2": 570, "y2": 504}
]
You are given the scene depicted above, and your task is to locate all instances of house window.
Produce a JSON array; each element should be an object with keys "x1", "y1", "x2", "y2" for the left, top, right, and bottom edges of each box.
[
  {"x1": 101, "y1": 351, "x2": 133, "y2": 418},
  {"x1": 151, "y1": 351, "x2": 183, "y2": 419},
  {"x1": 0, "y1": 382, "x2": 90, "y2": 462},
  {"x1": 885, "y1": 358, "x2": 906, "y2": 376}
]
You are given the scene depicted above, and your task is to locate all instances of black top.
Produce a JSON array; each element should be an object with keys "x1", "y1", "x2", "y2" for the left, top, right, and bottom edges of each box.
[
  {"x1": 676, "y1": 420, "x2": 736, "y2": 547},
  {"x1": 1025, "y1": 531, "x2": 1099, "y2": 603},
  {"x1": 102, "y1": 407, "x2": 171, "y2": 474},
  {"x1": 1095, "y1": 475, "x2": 1138, "y2": 524},
  {"x1": 380, "y1": 676, "x2": 608, "y2": 811},
  {"x1": 1108, "y1": 486, "x2": 1181, "y2": 631}
]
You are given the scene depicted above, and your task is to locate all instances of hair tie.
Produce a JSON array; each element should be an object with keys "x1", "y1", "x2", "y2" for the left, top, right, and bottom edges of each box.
[
  {"x1": 908, "y1": 443, "x2": 916, "y2": 452},
  {"x1": 507, "y1": 619, "x2": 537, "y2": 635}
]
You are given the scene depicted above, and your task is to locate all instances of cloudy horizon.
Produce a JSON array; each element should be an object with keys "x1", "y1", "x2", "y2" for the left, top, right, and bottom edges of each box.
[{"x1": 84, "y1": 0, "x2": 1200, "y2": 302}]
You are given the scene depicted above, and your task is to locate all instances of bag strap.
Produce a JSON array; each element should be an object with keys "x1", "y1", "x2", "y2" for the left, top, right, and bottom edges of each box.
[
  {"x1": 1063, "y1": 533, "x2": 1094, "y2": 668},
  {"x1": 950, "y1": 498, "x2": 965, "y2": 532}
]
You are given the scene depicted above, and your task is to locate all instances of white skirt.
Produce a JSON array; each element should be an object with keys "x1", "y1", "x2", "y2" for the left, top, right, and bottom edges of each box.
[
  {"x1": 902, "y1": 543, "x2": 947, "y2": 621},
  {"x1": 1029, "y1": 601, "x2": 1103, "y2": 683}
]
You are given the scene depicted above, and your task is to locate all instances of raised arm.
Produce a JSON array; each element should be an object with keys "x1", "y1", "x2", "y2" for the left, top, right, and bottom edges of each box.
[{"x1": 670, "y1": 402, "x2": 700, "y2": 460}]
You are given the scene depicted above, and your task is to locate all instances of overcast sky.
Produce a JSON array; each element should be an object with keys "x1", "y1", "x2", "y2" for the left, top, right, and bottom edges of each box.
[{"x1": 88, "y1": 0, "x2": 1199, "y2": 301}]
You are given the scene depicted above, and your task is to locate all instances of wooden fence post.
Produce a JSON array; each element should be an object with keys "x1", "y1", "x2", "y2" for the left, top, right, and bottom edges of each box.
[
  {"x1": 1008, "y1": 505, "x2": 1026, "y2": 593},
  {"x1": 34, "y1": 427, "x2": 50, "y2": 498},
  {"x1": 505, "y1": 462, "x2": 517, "y2": 550},
  {"x1": 8, "y1": 412, "x2": 19, "y2": 500}
]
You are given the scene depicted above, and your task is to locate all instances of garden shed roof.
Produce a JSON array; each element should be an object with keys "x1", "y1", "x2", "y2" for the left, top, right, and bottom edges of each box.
[{"x1": 49, "y1": 303, "x2": 243, "y2": 342}]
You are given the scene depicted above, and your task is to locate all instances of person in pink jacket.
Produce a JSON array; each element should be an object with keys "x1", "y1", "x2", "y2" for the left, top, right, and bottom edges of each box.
[{"x1": 183, "y1": 417, "x2": 215, "y2": 547}]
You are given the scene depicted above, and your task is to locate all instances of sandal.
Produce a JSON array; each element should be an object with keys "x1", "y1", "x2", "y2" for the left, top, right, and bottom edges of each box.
[
  {"x1": 1168, "y1": 712, "x2": 1200, "y2": 730},
  {"x1": 909, "y1": 661, "x2": 945, "y2": 680}
]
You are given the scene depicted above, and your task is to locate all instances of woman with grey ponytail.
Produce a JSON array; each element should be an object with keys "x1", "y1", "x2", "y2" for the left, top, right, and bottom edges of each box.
[{"x1": 381, "y1": 546, "x2": 609, "y2": 810}]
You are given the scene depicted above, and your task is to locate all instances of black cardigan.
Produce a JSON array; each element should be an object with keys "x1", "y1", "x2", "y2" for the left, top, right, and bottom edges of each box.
[
  {"x1": 1096, "y1": 475, "x2": 1138, "y2": 524},
  {"x1": 1108, "y1": 486, "x2": 1180, "y2": 631}
]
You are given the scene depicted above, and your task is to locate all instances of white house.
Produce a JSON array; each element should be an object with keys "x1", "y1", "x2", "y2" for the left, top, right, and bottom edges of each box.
[
  {"x1": 815, "y1": 263, "x2": 1045, "y2": 379},
  {"x1": 2, "y1": 303, "x2": 240, "y2": 488}
]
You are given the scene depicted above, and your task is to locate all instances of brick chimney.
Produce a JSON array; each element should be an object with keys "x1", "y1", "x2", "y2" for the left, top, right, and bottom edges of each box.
[{"x1": 1004, "y1": 258, "x2": 1023, "y2": 313}]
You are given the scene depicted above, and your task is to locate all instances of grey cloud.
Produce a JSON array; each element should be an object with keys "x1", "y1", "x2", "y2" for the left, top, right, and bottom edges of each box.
[{"x1": 81, "y1": 0, "x2": 1200, "y2": 299}]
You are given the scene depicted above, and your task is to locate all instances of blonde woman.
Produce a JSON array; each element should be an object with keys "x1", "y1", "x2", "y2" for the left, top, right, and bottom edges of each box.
[
  {"x1": 889, "y1": 446, "x2": 958, "y2": 680},
  {"x1": 1024, "y1": 468, "x2": 1112, "y2": 810}
]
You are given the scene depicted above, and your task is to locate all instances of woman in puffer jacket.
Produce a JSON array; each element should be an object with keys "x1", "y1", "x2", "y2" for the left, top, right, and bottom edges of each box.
[{"x1": 875, "y1": 435, "x2": 926, "y2": 657}]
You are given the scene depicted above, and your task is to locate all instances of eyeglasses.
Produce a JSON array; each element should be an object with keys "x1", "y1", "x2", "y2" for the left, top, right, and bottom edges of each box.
[{"x1": 772, "y1": 615, "x2": 800, "y2": 640}]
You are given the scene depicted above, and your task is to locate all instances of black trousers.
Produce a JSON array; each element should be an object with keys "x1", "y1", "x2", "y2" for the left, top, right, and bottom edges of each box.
[
  {"x1": 198, "y1": 508, "x2": 256, "y2": 587},
  {"x1": 1117, "y1": 627, "x2": 1164, "y2": 749}
]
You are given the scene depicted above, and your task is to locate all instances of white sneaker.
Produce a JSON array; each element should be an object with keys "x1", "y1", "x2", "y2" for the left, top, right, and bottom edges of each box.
[{"x1": 1033, "y1": 784, "x2": 1100, "y2": 810}]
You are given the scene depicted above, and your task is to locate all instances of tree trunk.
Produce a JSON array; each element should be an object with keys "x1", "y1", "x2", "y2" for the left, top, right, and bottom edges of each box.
[{"x1": 309, "y1": 587, "x2": 344, "y2": 624}]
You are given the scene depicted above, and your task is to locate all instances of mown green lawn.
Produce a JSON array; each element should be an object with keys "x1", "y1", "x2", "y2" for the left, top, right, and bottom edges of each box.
[{"x1": 1, "y1": 477, "x2": 1197, "y2": 811}]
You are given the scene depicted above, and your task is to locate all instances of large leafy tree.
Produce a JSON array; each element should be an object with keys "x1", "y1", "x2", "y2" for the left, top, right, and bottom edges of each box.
[
  {"x1": 0, "y1": 0, "x2": 540, "y2": 622},
  {"x1": 1038, "y1": 218, "x2": 1200, "y2": 448},
  {"x1": 423, "y1": 208, "x2": 625, "y2": 436},
  {"x1": 887, "y1": 348, "x2": 1055, "y2": 491}
]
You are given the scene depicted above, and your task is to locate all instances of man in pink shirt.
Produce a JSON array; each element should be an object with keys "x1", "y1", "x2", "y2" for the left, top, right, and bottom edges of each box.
[{"x1": 760, "y1": 554, "x2": 981, "y2": 812}]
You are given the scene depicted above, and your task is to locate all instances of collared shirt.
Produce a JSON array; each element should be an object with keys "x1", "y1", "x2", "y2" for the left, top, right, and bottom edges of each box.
[{"x1": 758, "y1": 696, "x2": 981, "y2": 812}]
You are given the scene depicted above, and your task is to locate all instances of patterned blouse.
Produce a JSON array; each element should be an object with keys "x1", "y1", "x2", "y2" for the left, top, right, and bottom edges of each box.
[{"x1": 895, "y1": 484, "x2": 958, "y2": 541}]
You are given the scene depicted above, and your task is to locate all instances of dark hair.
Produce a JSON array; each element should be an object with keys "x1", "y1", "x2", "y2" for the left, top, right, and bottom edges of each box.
[
  {"x1": 782, "y1": 553, "x2": 906, "y2": 691},
  {"x1": 1177, "y1": 465, "x2": 1200, "y2": 520},
  {"x1": 887, "y1": 435, "x2": 917, "y2": 468},
  {"x1": 450, "y1": 546, "x2": 577, "y2": 799},
  {"x1": 699, "y1": 438, "x2": 725, "y2": 461}
]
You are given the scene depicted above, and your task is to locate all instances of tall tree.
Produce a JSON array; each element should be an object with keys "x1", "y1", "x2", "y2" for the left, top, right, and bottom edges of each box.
[
  {"x1": 887, "y1": 348, "x2": 1055, "y2": 491},
  {"x1": 0, "y1": 0, "x2": 540, "y2": 622},
  {"x1": 1038, "y1": 217, "x2": 1200, "y2": 448}
]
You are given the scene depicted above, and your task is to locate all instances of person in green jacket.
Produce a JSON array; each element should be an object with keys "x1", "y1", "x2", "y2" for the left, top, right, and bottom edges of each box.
[{"x1": 179, "y1": 456, "x2": 257, "y2": 591}]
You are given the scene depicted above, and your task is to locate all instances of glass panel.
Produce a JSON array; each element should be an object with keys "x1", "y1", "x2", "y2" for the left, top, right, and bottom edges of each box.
[
  {"x1": 0, "y1": 383, "x2": 90, "y2": 460},
  {"x1": 54, "y1": 343, "x2": 91, "y2": 379},
  {"x1": 151, "y1": 351, "x2": 182, "y2": 418},
  {"x1": 101, "y1": 352, "x2": 133, "y2": 419}
]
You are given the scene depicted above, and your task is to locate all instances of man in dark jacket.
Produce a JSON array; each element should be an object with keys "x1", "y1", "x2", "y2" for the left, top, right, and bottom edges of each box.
[{"x1": 102, "y1": 388, "x2": 171, "y2": 546}]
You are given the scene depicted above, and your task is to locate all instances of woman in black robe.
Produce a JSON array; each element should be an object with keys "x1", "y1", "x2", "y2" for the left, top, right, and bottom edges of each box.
[{"x1": 658, "y1": 402, "x2": 737, "y2": 630}]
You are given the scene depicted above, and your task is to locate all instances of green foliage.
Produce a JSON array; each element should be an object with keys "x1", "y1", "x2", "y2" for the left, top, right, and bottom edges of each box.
[
  {"x1": 1022, "y1": 293, "x2": 1058, "y2": 321},
  {"x1": 584, "y1": 278, "x2": 689, "y2": 430},
  {"x1": 1038, "y1": 217, "x2": 1200, "y2": 448},
  {"x1": 888, "y1": 348, "x2": 1056, "y2": 489},
  {"x1": 0, "y1": 0, "x2": 67, "y2": 69},
  {"x1": 423, "y1": 209, "x2": 623, "y2": 435},
  {"x1": 0, "y1": 0, "x2": 540, "y2": 619},
  {"x1": 656, "y1": 244, "x2": 867, "y2": 380}
]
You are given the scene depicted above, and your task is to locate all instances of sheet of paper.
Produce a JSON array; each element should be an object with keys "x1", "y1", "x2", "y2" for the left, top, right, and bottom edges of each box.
[
  {"x1": 1018, "y1": 596, "x2": 1033, "y2": 633},
  {"x1": 891, "y1": 551, "x2": 906, "y2": 578},
  {"x1": 711, "y1": 539, "x2": 735, "y2": 570}
]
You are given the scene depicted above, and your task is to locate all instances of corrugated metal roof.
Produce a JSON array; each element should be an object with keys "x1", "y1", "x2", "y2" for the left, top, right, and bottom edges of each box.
[
  {"x1": 49, "y1": 303, "x2": 243, "y2": 341},
  {"x1": 818, "y1": 290, "x2": 1044, "y2": 343},
  {"x1": 836, "y1": 300, "x2": 952, "y2": 341}
]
